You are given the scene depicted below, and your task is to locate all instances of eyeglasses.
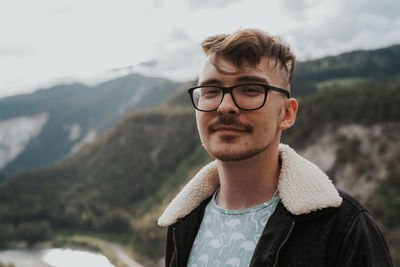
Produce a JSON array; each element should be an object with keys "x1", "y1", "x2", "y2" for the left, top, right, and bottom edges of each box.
[{"x1": 187, "y1": 83, "x2": 290, "y2": 112}]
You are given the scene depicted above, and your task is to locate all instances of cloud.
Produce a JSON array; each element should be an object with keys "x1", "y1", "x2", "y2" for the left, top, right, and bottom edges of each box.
[
  {"x1": 186, "y1": 0, "x2": 242, "y2": 10},
  {"x1": 0, "y1": 113, "x2": 48, "y2": 169},
  {"x1": 280, "y1": 0, "x2": 400, "y2": 60},
  {"x1": 128, "y1": 27, "x2": 204, "y2": 81},
  {"x1": 138, "y1": 60, "x2": 158, "y2": 67},
  {"x1": 151, "y1": 0, "x2": 167, "y2": 8},
  {"x1": 1, "y1": 0, "x2": 400, "y2": 98},
  {"x1": 63, "y1": 124, "x2": 81, "y2": 141},
  {"x1": 345, "y1": 0, "x2": 400, "y2": 19},
  {"x1": 281, "y1": 0, "x2": 399, "y2": 22},
  {"x1": 0, "y1": 44, "x2": 35, "y2": 59},
  {"x1": 70, "y1": 129, "x2": 97, "y2": 154},
  {"x1": 169, "y1": 28, "x2": 190, "y2": 41},
  {"x1": 132, "y1": 38, "x2": 204, "y2": 81},
  {"x1": 53, "y1": 5, "x2": 76, "y2": 14},
  {"x1": 288, "y1": 17, "x2": 400, "y2": 60},
  {"x1": 280, "y1": 0, "x2": 319, "y2": 20}
]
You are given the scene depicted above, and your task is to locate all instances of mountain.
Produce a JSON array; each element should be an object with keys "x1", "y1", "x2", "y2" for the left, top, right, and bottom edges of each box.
[
  {"x1": 0, "y1": 74, "x2": 183, "y2": 179},
  {"x1": 0, "y1": 45, "x2": 399, "y2": 265},
  {"x1": 292, "y1": 44, "x2": 400, "y2": 95},
  {"x1": 2, "y1": 44, "x2": 399, "y2": 180}
]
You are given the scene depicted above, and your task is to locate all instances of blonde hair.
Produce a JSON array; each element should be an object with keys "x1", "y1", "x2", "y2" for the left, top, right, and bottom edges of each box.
[{"x1": 202, "y1": 29, "x2": 295, "y2": 83}]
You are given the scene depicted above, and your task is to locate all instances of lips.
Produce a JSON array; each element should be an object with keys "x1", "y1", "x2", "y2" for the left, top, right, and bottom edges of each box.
[
  {"x1": 207, "y1": 116, "x2": 253, "y2": 135},
  {"x1": 212, "y1": 126, "x2": 246, "y2": 133},
  {"x1": 209, "y1": 122, "x2": 252, "y2": 134}
]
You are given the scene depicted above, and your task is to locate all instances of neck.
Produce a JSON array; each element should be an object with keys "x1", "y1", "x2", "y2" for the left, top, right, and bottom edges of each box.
[{"x1": 216, "y1": 144, "x2": 280, "y2": 210}]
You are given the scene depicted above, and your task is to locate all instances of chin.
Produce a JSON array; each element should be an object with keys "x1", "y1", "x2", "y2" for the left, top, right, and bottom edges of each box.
[{"x1": 207, "y1": 146, "x2": 269, "y2": 162}]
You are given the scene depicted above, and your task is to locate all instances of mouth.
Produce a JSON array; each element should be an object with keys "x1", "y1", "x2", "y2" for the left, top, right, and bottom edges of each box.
[
  {"x1": 212, "y1": 126, "x2": 246, "y2": 134},
  {"x1": 208, "y1": 117, "x2": 253, "y2": 136},
  {"x1": 210, "y1": 123, "x2": 252, "y2": 135}
]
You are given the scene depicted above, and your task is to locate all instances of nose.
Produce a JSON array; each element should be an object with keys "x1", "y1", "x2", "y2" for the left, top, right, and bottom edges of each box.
[{"x1": 217, "y1": 93, "x2": 239, "y2": 115}]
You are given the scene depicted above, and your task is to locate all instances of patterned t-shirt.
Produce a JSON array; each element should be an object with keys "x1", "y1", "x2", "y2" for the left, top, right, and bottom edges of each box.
[{"x1": 187, "y1": 191, "x2": 280, "y2": 267}]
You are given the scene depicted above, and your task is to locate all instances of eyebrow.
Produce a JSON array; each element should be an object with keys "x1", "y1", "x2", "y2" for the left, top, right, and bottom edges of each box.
[
  {"x1": 236, "y1": 76, "x2": 270, "y2": 84},
  {"x1": 198, "y1": 79, "x2": 222, "y2": 86},
  {"x1": 198, "y1": 76, "x2": 270, "y2": 86}
]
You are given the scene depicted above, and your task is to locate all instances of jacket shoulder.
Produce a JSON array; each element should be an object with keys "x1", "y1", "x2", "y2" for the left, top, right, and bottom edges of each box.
[
  {"x1": 338, "y1": 190, "x2": 367, "y2": 214},
  {"x1": 281, "y1": 190, "x2": 393, "y2": 266},
  {"x1": 328, "y1": 190, "x2": 370, "y2": 235},
  {"x1": 335, "y1": 191, "x2": 393, "y2": 266}
]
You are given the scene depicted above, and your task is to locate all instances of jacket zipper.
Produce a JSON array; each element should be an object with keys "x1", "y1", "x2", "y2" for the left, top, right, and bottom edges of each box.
[
  {"x1": 172, "y1": 227, "x2": 178, "y2": 267},
  {"x1": 273, "y1": 221, "x2": 295, "y2": 267}
]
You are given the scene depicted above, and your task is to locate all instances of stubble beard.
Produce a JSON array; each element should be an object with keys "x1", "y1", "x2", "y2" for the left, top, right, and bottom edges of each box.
[
  {"x1": 200, "y1": 116, "x2": 273, "y2": 161},
  {"x1": 202, "y1": 138, "x2": 271, "y2": 162}
]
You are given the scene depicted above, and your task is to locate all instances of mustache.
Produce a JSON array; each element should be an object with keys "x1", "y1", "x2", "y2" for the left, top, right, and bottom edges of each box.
[{"x1": 208, "y1": 117, "x2": 253, "y2": 133}]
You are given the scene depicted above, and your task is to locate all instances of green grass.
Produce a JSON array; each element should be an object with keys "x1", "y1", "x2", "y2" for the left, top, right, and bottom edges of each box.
[
  {"x1": 316, "y1": 77, "x2": 366, "y2": 91},
  {"x1": 0, "y1": 262, "x2": 15, "y2": 267}
]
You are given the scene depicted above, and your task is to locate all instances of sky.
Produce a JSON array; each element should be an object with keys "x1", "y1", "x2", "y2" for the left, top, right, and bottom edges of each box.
[{"x1": 1, "y1": 0, "x2": 399, "y2": 99}]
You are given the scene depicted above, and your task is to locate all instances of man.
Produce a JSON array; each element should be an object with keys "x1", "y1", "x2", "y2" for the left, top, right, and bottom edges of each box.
[{"x1": 158, "y1": 29, "x2": 393, "y2": 266}]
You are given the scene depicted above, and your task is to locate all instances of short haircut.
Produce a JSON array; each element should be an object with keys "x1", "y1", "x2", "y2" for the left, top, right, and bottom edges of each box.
[{"x1": 201, "y1": 29, "x2": 296, "y2": 84}]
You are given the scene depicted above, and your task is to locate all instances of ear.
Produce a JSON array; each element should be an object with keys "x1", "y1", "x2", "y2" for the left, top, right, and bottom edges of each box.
[{"x1": 278, "y1": 98, "x2": 298, "y2": 130}]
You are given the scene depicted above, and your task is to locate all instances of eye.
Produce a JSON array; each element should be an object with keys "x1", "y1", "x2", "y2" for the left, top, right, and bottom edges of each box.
[
  {"x1": 201, "y1": 87, "x2": 221, "y2": 98},
  {"x1": 237, "y1": 85, "x2": 264, "y2": 96}
]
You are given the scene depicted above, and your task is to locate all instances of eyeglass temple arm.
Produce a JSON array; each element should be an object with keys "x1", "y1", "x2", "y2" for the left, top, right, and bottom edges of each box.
[{"x1": 269, "y1": 86, "x2": 290, "y2": 98}]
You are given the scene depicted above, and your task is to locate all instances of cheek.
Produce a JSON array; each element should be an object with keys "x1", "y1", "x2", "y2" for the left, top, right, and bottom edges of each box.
[
  {"x1": 257, "y1": 109, "x2": 280, "y2": 134},
  {"x1": 264, "y1": 100, "x2": 284, "y2": 122},
  {"x1": 196, "y1": 112, "x2": 208, "y2": 138}
]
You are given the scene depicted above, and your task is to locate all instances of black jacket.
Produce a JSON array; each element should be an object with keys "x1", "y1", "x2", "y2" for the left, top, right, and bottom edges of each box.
[
  {"x1": 165, "y1": 191, "x2": 392, "y2": 267},
  {"x1": 159, "y1": 145, "x2": 393, "y2": 267}
]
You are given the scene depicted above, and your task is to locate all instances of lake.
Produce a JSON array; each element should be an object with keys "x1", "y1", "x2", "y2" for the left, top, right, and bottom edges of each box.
[{"x1": 0, "y1": 248, "x2": 114, "y2": 267}]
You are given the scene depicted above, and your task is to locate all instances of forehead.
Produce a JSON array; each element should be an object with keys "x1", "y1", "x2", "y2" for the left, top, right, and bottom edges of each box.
[{"x1": 198, "y1": 56, "x2": 287, "y2": 88}]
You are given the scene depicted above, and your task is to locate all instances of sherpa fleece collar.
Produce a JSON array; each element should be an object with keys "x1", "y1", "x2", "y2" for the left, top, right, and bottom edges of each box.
[{"x1": 158, "y1": 144, "x2": 342, "y2": 227}]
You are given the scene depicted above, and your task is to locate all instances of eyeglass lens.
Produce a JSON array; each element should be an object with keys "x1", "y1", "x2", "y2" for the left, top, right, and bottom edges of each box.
[{"x1": 192, "y1": 85, "x2": 266, "y2": 111}]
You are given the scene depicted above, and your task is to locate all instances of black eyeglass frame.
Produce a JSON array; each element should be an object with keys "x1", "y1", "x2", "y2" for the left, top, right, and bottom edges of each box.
[{"x1": 187, "y1": 83, "x2": 290, "y2": 112}]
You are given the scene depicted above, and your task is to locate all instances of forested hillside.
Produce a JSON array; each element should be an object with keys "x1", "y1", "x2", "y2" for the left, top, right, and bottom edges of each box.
[
  {"x1": 0, "y1": 74, "x2": 182, "y2": 179},
  {"x1": 292, "y1": 44, "x2": 400, "y2": 95}
]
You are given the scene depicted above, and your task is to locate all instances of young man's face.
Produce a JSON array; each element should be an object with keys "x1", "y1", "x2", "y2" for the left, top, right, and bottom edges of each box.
[{"x1": 196, "y1": 56, "x2": 296, "y2": 161}]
